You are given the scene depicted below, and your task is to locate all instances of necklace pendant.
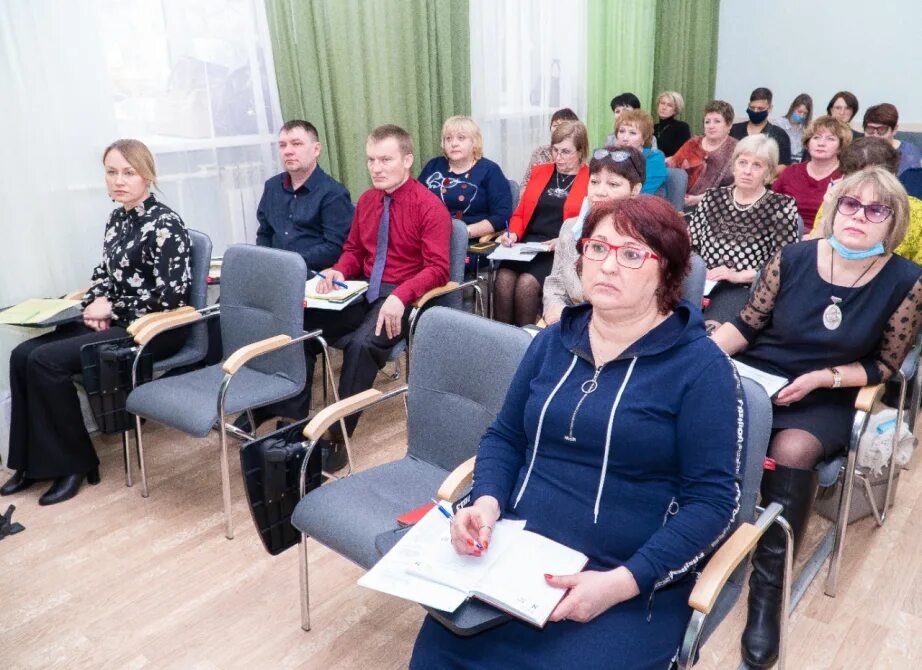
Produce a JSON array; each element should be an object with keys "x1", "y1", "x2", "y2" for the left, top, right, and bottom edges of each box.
[
  {"x1": 547, "y1": 187, "x2": 568, "y2": 199},
  {"x1": 563, "y1": 434, "x2": 576, "y2": 443},
  {"x1": 823, "y1": 302, "x2": 843, "y2": 330}
]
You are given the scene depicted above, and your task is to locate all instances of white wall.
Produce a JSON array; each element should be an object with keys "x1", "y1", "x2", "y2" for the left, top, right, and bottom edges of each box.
[{"x1": 715, "y1": 0, "x2": 922, "y2": 129}]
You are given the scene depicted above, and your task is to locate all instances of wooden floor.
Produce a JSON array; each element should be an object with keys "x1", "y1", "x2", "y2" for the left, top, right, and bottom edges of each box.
[{"x1": 2, "y1": 370, "x2": 922, "y2": 669}]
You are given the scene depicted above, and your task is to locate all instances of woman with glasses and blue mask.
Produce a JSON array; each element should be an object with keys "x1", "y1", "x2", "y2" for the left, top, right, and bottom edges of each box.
[
  {"x1": 712, "y1": 167, "x2": 922, "y2": 669},
  {"x1": 411, "y1": 196, "x2": 743, "y2": 669},
  {"x1": 494, "y1": 120, "x2": 590, "y2": 326},
  {"x1": 686, "y1": 134, "x2": 800, "y2": 325},
  {"x1": 542, "y1": 146, "x2": 645, "y2": 325},
  {"x1": 774, "y1": 93, "x2": 813, "y2": 163}
]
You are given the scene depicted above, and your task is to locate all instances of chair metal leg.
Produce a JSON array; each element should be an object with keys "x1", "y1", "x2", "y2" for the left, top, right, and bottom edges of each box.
[
  {"x1": 299, "y1": 534, "x2": 311, "y2": 631},
  {"x1": 882, "y1": 372, "x2": 908, "y2": 519},
  {"x1": 135, "y1": 414, "x2": 149, "y2": 498},
  {"x1": 218, "y1": 376, "x2": 234, "y2": 540},
  {"x1": 777, "y1": 515, "x2": 794, "y2": 670},
  {"x1": 825, "y1": 449, "x2": 858, "y2": 596},
  {"x1": 122, "y1": 431, "x2": 133, "y2": 487}
]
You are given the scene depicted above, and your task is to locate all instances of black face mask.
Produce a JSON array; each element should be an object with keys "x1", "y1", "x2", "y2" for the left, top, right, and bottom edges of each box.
[{"x1": 747, "y1": 108, "x2": 769, "y2": 124}]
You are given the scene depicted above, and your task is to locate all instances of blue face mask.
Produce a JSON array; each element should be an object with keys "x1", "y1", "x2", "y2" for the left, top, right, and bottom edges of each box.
[
  {"x1": 827, "y1": 235, "x2": 885, "y2": 260},
  {"x1": 747, "y1": 108, "x2": 769, "y2": 124},
  {"x1": 790, "y1": 112, "x2": 806, "y2": 124}
]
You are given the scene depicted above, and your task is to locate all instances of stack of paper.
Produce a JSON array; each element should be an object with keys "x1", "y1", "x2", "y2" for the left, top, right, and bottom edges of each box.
[
  {"x1": 488, "y1": 243, "x2": 552, "y2": 262},
  {"x1": 304, "y1": 277, "x2": 368, "y2": 311},
  {"x1": 0, "y1": 299, "x2": 82, "y2": 326}
]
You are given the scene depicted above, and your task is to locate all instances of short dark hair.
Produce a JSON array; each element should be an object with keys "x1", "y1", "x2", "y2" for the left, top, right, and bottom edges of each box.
[
  {"x1": 749, "y1": 87, "x2": 773, "y2": 104},
  {"x1": 863, "y1": 103, "x2": 899, "y2": 130},
  {"x1": 368, "y1": 124, "x2": 414, "y2": 156},
  {"x1": 551, "y1": 108, "x2": 579, "y2": 125},
  {"x1": 826, "y1": 91, "x2": 859, "y2": 118},
  {"x1": 589, "y1": 145, "x2": 646, "y2": 186},
  {"x1": 578, "y1": 195, "x2": 691, "y2": 314},
  {"x1": 610, "y1": 92, "x2": 642, "y2": 112},
  {"x1": 840, "y1": 137, "x2": 901, "y2": 176},
  {"x1": 280, "y1": 120, "x2": 319, "y2": 140},
  {"x1": 704, "y1": 100, "x2": 735, "y2": 125}
]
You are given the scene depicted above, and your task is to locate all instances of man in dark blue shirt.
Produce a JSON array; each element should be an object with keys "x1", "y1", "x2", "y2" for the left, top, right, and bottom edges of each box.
[{"x1": 256, "y1": 120, "x2": 354, "y2": 271}]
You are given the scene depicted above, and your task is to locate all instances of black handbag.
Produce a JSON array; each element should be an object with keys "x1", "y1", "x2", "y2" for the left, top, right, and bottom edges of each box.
[
  {"x1": 80, "y1": 336, "x2": 153, "y2": 434},
  {"x1": 240, "y1": 419, "x2": 323, "y2": 555}
]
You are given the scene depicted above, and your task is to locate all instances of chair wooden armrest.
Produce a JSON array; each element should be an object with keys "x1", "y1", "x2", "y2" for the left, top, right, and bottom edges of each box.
[
  {"x1": 478, "y1": 231, "x2": 503, "y2": 244},
  {"x1": 223, "y1": 335, "x2": 292, "y2": 374},
  {"x1": 412, "y1": 282, "x2": 461, "y2": 309},
  {"x1": 127, "y1": 306, "x2": 196, "y2": 336},
  {"x1": 63, "y1": 288, "x2": 88, "y2": 300},
  {"x1": 301, "y1": 388, "x2": 384, "y2": 442},
  {"x1": 535, "y1": 317, "x2": 547, "y2": 329},
  {"x1": 688, "y1": 523, "x2": 762, "y2": 613},
  {"x1": 855, "y1": 384, "x2": 884, "y2": 412},
  {"x1": 133, "y1": 310, "x2": 203, "y2": 346},
  {"x1": 436, "y1": 456, "x2": 476, "y2": 502}
]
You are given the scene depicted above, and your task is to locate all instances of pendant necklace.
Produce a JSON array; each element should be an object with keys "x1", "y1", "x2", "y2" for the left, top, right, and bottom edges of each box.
[
  {"x1": 731, "y1": 187, "x2": 767, "y2": 212},
  {"x1": 548, "y1": 170, "x2": 576, "y2": 199},
  {"x1": 823, "y1": 250, "x2": 879, "y2": 330}
]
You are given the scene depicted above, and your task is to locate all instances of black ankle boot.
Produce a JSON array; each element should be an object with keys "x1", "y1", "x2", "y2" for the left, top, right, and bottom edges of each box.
[
  {"x1": 38, "y1": 468, "x2": 101, "y2": 506},
  {"x1": 742, "y1": 463, "x2": 818, "y2": 668},
  {"x1": 0, "y1": 471, "x2": 37, "y2": 496}
]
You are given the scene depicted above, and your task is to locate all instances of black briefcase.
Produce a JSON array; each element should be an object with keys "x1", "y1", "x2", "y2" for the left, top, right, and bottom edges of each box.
[
  {"x1": 80, "y1": 337, "x2": 153, "y2": 434},
  {"x1": 240, "y1": 419, "x2": 323, "y2": 555}
]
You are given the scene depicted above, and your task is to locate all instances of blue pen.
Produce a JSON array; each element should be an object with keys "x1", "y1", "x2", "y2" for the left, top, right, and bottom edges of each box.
[
  {"x1": 314, "y1": 271, "x2": 349, "y2": 290},
  {"x1": 431, "y1": 499, "x2": 483, "y2": 550}
]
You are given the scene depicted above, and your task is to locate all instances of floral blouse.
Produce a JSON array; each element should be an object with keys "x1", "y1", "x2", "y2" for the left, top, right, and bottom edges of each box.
[{"x1": 81, "y1": 194, "x2": 192, "y2": 323}]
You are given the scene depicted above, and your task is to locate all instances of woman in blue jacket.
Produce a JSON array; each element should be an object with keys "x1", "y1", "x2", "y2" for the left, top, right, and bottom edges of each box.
[{"x1": 410, "y1": 196, "x2": 743, "y2": 669}]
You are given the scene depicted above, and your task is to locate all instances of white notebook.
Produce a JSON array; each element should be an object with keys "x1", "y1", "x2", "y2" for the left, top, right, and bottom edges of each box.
[
  {"x1": 359, "y1": 506, "x2": 588, "y2": 628},
  {"x1": 487, "y1": 242, "x2": 550, "y2": 262},
  {"x1": 733, "y1": 359, "x2": 789, "y2": 398}
]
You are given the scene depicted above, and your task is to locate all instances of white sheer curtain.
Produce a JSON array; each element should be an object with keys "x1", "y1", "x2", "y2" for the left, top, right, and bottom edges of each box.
[
  {"x1": 0, "y1": 0, "x2": 283, "y2": 407},
  {"x1": 469, "y1": 0, "x2": 588, "y2": 186}
]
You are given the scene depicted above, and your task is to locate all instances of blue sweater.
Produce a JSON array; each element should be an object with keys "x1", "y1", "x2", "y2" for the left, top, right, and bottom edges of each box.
[
  {"x1": 642, "y1": 146, "x2": 668, "y2": 195},
  {"x1": 471, "y1": 301, "x2": 743, "y2": 597},
  {"x1": 418, "y1": 156, "x2": 513, "y2": 232}
]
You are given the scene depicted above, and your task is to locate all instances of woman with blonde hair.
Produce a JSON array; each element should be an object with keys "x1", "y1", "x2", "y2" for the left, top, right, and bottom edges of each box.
[
  {"x1": 418, "y1": 115, "x2": 513, "y2": 240},
  {"x1": 653, "y1": 91, "x2": 691, "y2": 157},
  {"x1": 1, "y1": 139, "x2": 191, "y2": 505},
  {"x1": 713, "y1": 167, "x2": 922, "y2": 668}
]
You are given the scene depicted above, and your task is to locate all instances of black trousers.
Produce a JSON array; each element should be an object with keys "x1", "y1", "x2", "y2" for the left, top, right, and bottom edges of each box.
[
  {"x1": 261, "y1": 283, "x2": 412, "y2": 434},
  {"x1": 8, "y1": 322, "x2": 184, "y2": 479}
]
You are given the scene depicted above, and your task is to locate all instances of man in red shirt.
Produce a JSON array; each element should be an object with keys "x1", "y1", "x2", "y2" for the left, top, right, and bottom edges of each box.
[{"x1": 268, "y1": 125, "x2": 451, "y2": 468}]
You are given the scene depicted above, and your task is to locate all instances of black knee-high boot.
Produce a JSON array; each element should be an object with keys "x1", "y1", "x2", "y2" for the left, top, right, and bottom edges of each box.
[{"x1": 742, "y1": 464, "x2": 818, "y2": 668}]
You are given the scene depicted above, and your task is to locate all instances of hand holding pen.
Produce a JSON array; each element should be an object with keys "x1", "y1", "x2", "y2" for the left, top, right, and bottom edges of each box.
[
  {"x1": 314, "y1": 269, "x2": 349, "y2": 293},
  {"x1": 436, "y1": 495, "x2": 500, "y2": 558}
]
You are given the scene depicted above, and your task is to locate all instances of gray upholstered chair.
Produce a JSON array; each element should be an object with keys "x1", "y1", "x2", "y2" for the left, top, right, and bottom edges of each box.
[
  {"x1": 291, "y1": 307, "x2": 533, "y2": 630},
  {"x1": 508, "y1": 179, "x2": 521, "y2": 210},
  {"x1": 126, "y1": 244, "x2": 337, "y2": 539},
  {"x1": 682, "y1": 253, "x2": 707, "y2": 308},
  {"x1": 660, "y1": 168, "x2": 688, "y2": 211}
]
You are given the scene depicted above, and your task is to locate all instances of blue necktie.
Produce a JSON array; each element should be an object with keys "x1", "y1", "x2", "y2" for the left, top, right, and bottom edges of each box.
[{"x1": 366, "y1": 195, "x2": 391, "y2": 302}]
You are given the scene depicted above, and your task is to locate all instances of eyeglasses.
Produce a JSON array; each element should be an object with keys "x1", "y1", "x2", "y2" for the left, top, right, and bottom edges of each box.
[
  {"x1": 863, "y1": 123, "x2": 893, "y2": 137},
  {"x1": 551, "y1": 146, "x2": 576, "y2": 157},
  {"x1": 592, "y1": 149, "x2": 644, "y2": 177},
  {"x1": 580, "y1": 238, "x2": 659, "y2": 268},
  {"x1": 836, "y1": 195, "x2": 893, "y2": 224}
]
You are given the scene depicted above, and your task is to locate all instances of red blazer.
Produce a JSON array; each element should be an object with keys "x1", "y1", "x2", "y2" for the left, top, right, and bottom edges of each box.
[{"x1": 510, "y1": 163, "x2": 589, "y2": 239}]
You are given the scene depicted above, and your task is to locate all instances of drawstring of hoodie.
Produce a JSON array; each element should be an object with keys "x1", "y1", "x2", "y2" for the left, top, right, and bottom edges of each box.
[
  {"x1": 513, "y1": 354, "x2": 578, "y2": 510},
  {"x1": 593, "y1": 357, "x2": 637, "y2": 523}
]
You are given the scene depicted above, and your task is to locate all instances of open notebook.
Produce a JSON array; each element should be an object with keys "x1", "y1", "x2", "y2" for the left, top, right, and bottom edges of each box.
[
  {"x1": 304, "y1": 277, "x2": 368, "y2": 310},
  {"x1": 359, "y1": 506, "x2": 588, "y2": 628},
  {"x1": 732, "y1": 359, "x2": 789, "y2": 398},
  {"x1": 0, "y1": 298, "x2": 81, "y2": 326}
]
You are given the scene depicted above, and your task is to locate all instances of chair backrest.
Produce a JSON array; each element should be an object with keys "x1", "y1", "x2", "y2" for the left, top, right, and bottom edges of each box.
[
  {"x1": 508, "y1": 179, "x2": 521, "y2": 210},
  {"x1": 219, "y1": 244, "x2": 307, "y2": 380},
  {"x1": 430, "y1": 218, "x2": 469, "y2": 311},
  {"x1": 700, "y1": 376, "x2": 772, "y2": 644},
  {"x1": 899, "y1": 167, "x2": 922, "y2": 200},
  {"x1": 682, "y1": 253, "x2": 707, "y2": 306},
  {"x1": 662, "y1": 168, "x2": 688, "y2": 212},
  {"x1": 795, "y1": 214, "x2": 805, "y2": 239},
  {"x1": 406, "y1": 307, "x2": 533, "y2": 471}
]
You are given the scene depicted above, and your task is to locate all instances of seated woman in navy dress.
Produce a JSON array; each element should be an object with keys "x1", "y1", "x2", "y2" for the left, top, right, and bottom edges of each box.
[
  {"x1": 418, "y1": 115, "x2": 513, "y2": 243},
  {"x1": 411, "y1": 196, "x2": 743, "y2": 669},
  {"x1": 1, "y1": 139, "x2": 191, "y2": 506},
  {"x1": 712, "y1": 166, "x2": 922, "y2": 669}
]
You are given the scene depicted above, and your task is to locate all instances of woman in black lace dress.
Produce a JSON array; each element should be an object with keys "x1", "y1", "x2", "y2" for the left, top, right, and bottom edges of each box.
[
  {"x1": 1, "y1": 139, "x2": 191, "y2": 505},
  {"x1": 712, "y1": 167, "x2": 922, "y2": 668}
]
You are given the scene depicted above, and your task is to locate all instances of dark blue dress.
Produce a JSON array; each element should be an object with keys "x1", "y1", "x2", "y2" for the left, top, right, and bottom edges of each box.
[
  {"x1": 411, "y1": 302, "x2": 743, "y2": 669},
  {"x1": 733, "y1": 239, "x2": 922, "y2": 457}
]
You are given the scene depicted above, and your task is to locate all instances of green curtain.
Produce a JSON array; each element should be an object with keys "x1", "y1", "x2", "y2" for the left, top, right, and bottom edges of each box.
[
  {"x1": 586, "y1": 0, "x2": 657, "y2": 149},
  {"x1": 265, "y1": 0, "x2": 470, "y2": 198},
  {"x1": 652, "y1": 1, "x2": 721, "y2": 136}
]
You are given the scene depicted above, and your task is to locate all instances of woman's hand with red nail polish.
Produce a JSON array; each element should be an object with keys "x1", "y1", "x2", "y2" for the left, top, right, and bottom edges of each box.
[{"x1": 449, "y1": 495, "x2": 501, "y2": 557}]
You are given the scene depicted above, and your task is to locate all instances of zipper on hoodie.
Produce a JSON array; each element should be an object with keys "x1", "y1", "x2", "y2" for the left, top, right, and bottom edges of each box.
[{"x1": 563, "y1": 365, "x2": 603, "y2": 442}]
